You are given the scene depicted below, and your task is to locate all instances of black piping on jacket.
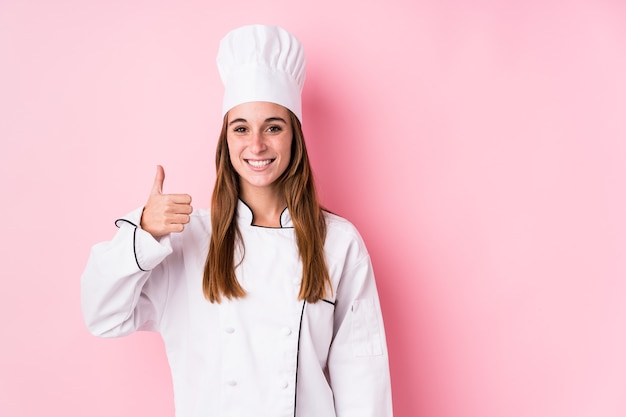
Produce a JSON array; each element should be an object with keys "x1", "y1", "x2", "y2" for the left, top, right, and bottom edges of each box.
[
  {"x1": 293, "y1": 300, "x2": 306, "y2": 416},
  {"x1": 115, "y1": 218, "x2": 147, "y2": 272}
]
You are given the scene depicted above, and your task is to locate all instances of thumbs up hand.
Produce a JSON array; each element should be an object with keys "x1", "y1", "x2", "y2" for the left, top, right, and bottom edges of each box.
[{"x1": 140, "y1": 165, "x2": 193, "y2": 238}]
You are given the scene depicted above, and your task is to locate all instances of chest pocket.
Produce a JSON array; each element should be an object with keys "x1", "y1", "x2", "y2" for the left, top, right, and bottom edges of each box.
[{"x1": 350, "y1": 298, "x2": 383, "y2": 357}]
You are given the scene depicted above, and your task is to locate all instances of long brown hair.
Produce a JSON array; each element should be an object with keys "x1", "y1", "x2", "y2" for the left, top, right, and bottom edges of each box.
[{"x1": 203, "y1": 110, "x2": 331, "y2": 303}]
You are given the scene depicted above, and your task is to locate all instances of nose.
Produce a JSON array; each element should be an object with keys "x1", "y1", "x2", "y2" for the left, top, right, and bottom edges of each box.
[{"x1": 249, "y1": 131, "x2": 267, "y2": 153}]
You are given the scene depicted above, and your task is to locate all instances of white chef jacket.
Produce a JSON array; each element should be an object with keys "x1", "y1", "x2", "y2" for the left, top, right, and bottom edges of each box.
[{"x1": 81, "y1": 200, "x2": 393, "y2": 417}]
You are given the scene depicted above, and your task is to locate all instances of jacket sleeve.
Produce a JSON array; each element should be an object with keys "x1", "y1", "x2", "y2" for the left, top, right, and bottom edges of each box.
[
  {"x1": 80, "y1": 207, "x2": 174, "y2": 338},
  {"x1": 328, "y1": 248, "x2": 394, "y2": 416}
]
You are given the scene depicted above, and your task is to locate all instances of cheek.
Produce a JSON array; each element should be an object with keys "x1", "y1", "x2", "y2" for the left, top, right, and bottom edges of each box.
[
  {"x1": 226, "y1": 139, "x2": 239, "y2": 163},
  {"x1": 225, "y1": 142, "x2": 245, "y2": 176},
  {"x1": 280, "y1": 138, "x2": 293, "y2": 163}
]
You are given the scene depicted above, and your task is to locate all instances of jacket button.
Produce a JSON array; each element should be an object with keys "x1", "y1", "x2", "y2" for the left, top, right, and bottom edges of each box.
[
  {"x1": 224, "y1": 327, "x2": 235, "y2": 334},
  {"x1": 282, "y1": 327, "x2": 292, "y2": 336},
  {"x1": 279, "y1": 380, "x2": 289, "y2": 389},
  {"x1": 226, "y1": 380, "x2": 237, "y2": 386}
]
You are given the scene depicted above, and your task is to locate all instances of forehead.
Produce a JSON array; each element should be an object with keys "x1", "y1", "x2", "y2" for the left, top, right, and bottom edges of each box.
[{"x1": 227, "y1": 101, "x2": 290, "y2": 122}]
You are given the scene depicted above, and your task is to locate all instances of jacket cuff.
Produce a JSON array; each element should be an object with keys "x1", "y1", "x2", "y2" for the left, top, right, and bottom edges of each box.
[{"x1": 115, "y1": 207, "x2": 173, "y2": 271}]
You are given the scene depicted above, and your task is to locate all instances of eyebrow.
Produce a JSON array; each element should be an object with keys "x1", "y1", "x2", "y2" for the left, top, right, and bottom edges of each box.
[{"x1": 228, "y1": 117, "x2": 288, "y2": 126}]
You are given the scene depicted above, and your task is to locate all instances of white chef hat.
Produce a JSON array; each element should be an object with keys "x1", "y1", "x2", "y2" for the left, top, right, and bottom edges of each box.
[{"x1": 217, "y1": 24, "x2": 306, "y2": 122}]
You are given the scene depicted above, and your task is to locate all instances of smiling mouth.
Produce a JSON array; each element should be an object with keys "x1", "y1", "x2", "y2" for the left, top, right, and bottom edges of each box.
[{"x1": 246, "y1": 159, "x2": 275, "y2": 168}]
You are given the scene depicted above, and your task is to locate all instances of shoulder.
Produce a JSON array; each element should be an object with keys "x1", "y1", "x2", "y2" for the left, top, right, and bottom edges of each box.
[
  {"x1": 324, "y1": 211, "x2": 360, "y2": 237},
  {"x1": 190, "y1": 207, "x2": 211, "y2": 222},
  {"x1": 171, "y1": 208, "x2": 212, "y2": 246},
  {"x1": 188, "y1": 208, "x2": 211, "y2": 231},
  {"x1": 323, "y1": 210, "x2": 369, "y2": 263}
]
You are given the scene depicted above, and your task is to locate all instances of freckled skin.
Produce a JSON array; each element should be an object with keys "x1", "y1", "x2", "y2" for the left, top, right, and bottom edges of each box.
[{"x1": 227, "y1": 102, "x2": 293, "y2": 195}]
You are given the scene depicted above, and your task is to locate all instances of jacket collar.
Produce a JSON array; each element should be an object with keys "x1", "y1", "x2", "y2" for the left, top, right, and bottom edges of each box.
[{"x1": 237, "y1": 199, "x2": 293, "y2": 228}]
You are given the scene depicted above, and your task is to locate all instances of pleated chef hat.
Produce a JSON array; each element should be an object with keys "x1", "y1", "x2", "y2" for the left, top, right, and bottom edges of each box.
[{"x1": 217, "y1": 25, "x2": 306, "y2": 122}]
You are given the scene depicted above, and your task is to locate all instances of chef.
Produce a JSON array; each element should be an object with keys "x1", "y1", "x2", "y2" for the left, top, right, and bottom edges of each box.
[{"x1": 81, "y1": 24, "x2": 393, "y2": 417}]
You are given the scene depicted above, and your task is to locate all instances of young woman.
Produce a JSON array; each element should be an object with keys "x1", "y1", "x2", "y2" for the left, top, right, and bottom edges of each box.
[{"x1": 81, "y1": 24, "x2": 393, "y2": 417}]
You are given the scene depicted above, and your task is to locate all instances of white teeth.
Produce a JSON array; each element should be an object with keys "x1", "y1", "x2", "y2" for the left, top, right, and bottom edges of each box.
[{"x1": 247, "y1": 159, "x2": 273, "y2": 168}]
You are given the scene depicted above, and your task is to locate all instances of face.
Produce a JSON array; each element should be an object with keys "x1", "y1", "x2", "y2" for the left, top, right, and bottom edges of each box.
[{"x1": 226, "y1": 101, "x2": 293, "y2": 195}]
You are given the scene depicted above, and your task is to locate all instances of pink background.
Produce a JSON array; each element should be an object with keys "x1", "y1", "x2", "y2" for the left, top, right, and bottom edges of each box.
[{"x1": 1, "y1": 0, "x2": 625, "y2": 416}]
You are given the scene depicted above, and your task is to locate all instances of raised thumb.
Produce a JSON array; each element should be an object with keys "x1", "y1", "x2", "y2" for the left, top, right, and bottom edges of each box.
[{"x1": 151, "y1": 165, "x2": 165, "y2": 195}]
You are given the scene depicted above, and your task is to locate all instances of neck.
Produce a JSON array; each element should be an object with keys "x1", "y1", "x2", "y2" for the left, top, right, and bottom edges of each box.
[{"x1": 239, "y1": 186, "x2": 286, "y2": 227}]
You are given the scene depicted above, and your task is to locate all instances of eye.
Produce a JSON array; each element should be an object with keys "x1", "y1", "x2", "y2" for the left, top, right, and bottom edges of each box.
[
  {"x1": 233, "y1": 126, "x2": 247, "y2": 133},
  {"x1": 267, "y1": 125, "x2": 282, "y2": 133}
]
